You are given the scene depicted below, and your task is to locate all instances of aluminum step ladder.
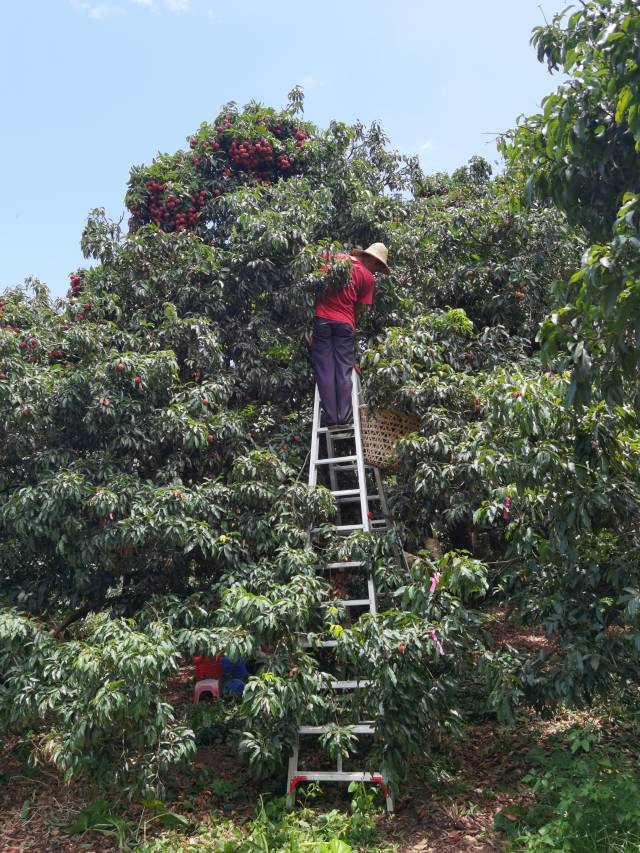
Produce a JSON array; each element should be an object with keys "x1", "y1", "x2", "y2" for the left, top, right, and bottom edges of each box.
[{"x1": 286, "y1": 369, "x2": 395, "y2": 812}]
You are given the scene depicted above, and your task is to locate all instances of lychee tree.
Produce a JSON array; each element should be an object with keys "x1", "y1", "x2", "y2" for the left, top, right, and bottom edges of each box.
[{"x1": 2, "y1": 81, "x2": 624, "y2": 799}]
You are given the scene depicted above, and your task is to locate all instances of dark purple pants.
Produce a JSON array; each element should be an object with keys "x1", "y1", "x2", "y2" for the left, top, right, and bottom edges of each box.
[{"x1": 310, "y1": 318, "x2": 355, "y2": 426}]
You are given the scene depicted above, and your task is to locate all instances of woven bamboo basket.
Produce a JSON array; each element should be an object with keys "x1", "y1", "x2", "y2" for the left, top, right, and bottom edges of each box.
[{"x1": 359, "y1": 405, "x2": 419, "y2": 470}]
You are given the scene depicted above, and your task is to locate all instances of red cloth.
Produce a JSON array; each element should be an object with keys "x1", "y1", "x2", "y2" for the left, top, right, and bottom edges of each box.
[{"x1": 314, "y1": 255, "x2": 375, "y2": 330}]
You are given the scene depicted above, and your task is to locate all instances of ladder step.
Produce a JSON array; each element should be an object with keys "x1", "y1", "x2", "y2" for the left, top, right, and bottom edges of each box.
[
  {"x1": 316, "y1": 455, "x2": 357, "y2": 465},
  {"x1": 318, "y1": 424, "x2": 354, "y2": 434},
  {"x1": 330, "y1": 488, "x2": 361, "y2": 497},
  {"x1": 335, "y1": 495, "x2": 381, "y2": 504},
  {"x1": 326, "y1": 434, "x2": 354, "y2": 441},
  {"x1": 325, "y1": 561, "x2": 364, "y2": 569},
  {"x1": 324, "y1": 598, "x2": 370, "y2": 608},
  {"x1": 311, "y1": 524, "x2": 365, "y2": 534},
  {"x1": 301, "y1": 637, "x2": 337, "y2": 648},
  {"x1": 290, "y1": 771, "x2": 385, "y2": 784},
  {"x1": 299, "y1": 724, "x2": 375, "y2": 734},
  {"x1": 302, "y1": 643, "x2": 375, "y2": 655},
  {"x1": 332, "y1": 680, "x2": 371, "y2": 689}
]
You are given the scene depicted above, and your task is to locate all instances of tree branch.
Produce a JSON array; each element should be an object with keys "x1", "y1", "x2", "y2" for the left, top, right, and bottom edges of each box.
[
  {"x1": 51, "y1": 580, "x2": 149, "y2": 638},
  {"x1": 52, "y1": 599, "x2": 103, "y2": 638}
]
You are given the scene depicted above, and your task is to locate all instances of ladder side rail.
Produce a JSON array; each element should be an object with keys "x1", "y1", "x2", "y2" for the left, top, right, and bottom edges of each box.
[
  {"x1": 308, "y1": 385, "x2": 322, "y2": 489},
  {"x1": 351, "y1": 371, "x2": 370, "y2": 534},
  {"x1": 286, "y1": 743, "x2": 299, "y2": 808},
  {"x1": 353, "y1": 370, "x2": 379, "y2": 616},
  {"x1": 291, "y1": 383, "x2": 321, "y2": 807}
]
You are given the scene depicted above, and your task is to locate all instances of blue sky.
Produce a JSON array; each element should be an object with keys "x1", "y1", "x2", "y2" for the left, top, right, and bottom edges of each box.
[{"x1": 1, "y1": 0, "x2": 564, "y2": 298}]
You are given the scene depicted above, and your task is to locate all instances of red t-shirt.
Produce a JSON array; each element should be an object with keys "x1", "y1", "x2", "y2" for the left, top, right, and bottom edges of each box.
[{"x1": 314, "y1": 255, "x2": 375, "y2": 330}]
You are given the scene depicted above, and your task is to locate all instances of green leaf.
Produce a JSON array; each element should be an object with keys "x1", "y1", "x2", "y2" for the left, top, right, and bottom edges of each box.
[{"x1": 615, "y1": 86, "x2": 633, "y2": 124}]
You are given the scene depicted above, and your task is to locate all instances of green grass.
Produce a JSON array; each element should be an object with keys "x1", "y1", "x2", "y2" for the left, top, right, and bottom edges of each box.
[
  {"x1": 494, "y1": 728, "x2": 640, "y2": 853},
  {"x1": 64, "y1": 785, "x2": 393, "y2": 853},
  {"x1": 135, "y1": 791, "x2": 394, "y2": 853}
]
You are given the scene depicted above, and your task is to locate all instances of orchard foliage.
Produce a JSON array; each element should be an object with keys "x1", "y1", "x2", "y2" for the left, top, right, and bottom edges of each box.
[
  {"x1": 3, "y1": 19, "x2": 640, "y2": 798},
  {"x1": 364, "y1": 311, "x2": 640, "y2": 705},
  {"x1": 502, "y1": 0, "x2": 640, "y2": 409},
  {"x1": 0, "y1": 609, "x2": 194, "y2": 797},
  {"x1": 1, "y1": 93, "x2": 496, "y2": 793}
]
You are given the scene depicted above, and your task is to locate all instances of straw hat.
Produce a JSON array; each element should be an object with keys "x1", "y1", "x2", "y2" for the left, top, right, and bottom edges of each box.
[{"x1": 352, "y1": 242, "x2": 390, "y2": 275}]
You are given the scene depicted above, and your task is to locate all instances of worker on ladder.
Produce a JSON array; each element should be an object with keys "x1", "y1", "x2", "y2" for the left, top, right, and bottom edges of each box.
[{"x1": 310, "y1": 242, "x2": 390, "y2": 428}]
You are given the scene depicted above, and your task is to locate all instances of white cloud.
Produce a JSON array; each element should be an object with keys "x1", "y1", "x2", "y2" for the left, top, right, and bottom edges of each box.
[
  {"x1": 92, "y1": 4, "x2": 124, "y2": 17},
  {"x1": 163, "y1": 0, "x2": 190, "y2": 10},
  {"x1": 128, "y1": 0, "x2": 192, "y2": 12},
  {"x1": 128, "y1": 0, "x2": 192, "y2": 10},
  {"x1": 419, "y1": 141, "x2": 433, "y2": 152},
  {"x1": 207, "y1": 8, "x2": 216, "y2": 19},
  {"x1": 73, "y1": 0, "x2": 193, "y2": 22},
  {"x1": 71, "y1": 0, "x2": 124, "y2": 18}
]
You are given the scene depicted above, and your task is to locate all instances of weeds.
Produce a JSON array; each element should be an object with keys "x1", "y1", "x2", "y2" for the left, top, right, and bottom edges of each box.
[
  {"x1": 136, "y1": 793, "x2": 391, "y2": 852},
  {"x1": 65, "y1": 786, "x2": 390, "y2": 852},
  {"x1": 495, "y1": 724, "x2": 640, "y2": 852}
]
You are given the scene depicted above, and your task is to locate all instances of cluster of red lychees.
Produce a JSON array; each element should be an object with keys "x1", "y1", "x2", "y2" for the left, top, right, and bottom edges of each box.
[
  {"x1": 66, "y1": 274, "x2": 91, "y2": 321},
  {"x1": 67, "y1": 273, "x2": 83, "y2": 299},
  {"x1": 145, "y1": 180, "x2": 167, "y2": 225},
  {"x1": 189, "y1": 118, "x2": 308, "y2": 185},
  {"x1": 17, "y1": 336, "x2": 39, "y2": 365},
  {"x1": 0, "y1": 303, "x2": 25, "y2": 376},
  {"x1": 128, "y1": 181, "x2": 208, "y2": 232},
  {"x1": 507, "y1": 280, "x2": 527, "y2": 302},
  {"x1": 229, "y1": 136, "x2": 274, "y2": 171},
  {"x1": 127, "y1": 113, "x2": 311, "y2": 235}
]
